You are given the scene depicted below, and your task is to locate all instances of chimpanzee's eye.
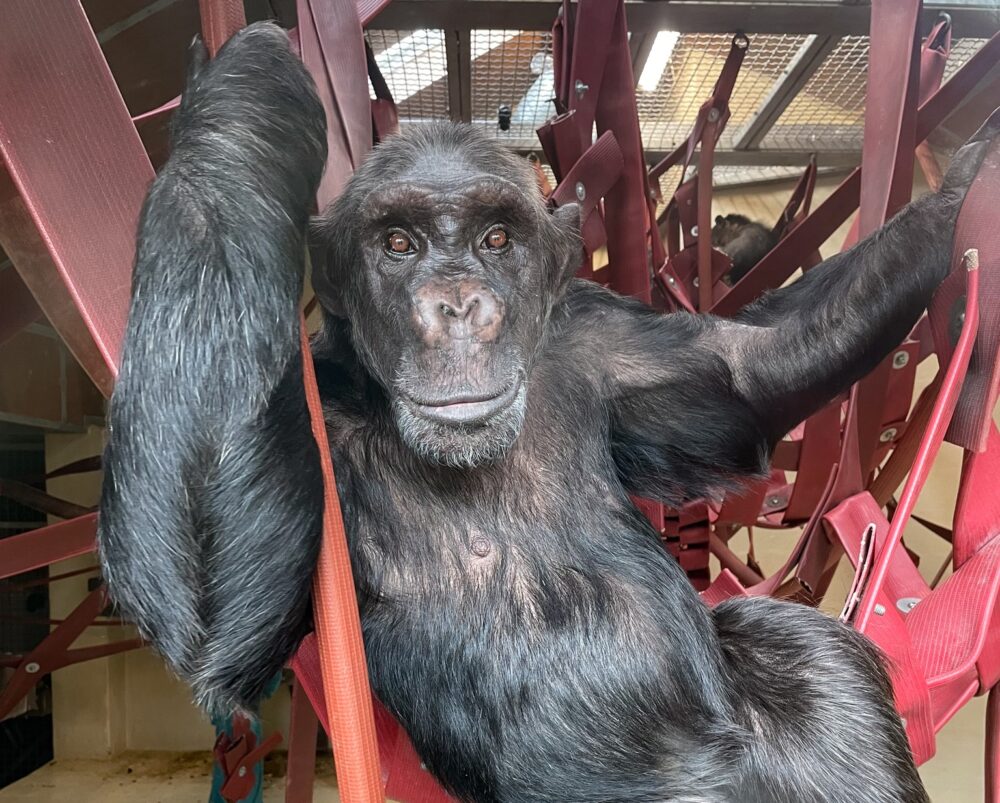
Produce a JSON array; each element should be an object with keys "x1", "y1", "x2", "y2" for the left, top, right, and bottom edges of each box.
[
  {"x1": 482, "y1": 227, "x2": 509, "y2": 251},
  {"x1": 386, "y1": 231, "x2": 414, "y2": 254}
]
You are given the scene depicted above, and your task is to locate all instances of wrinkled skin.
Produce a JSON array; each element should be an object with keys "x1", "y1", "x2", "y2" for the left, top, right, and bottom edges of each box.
[{"x1": 99, "y1": 23, "x2": 1000, "y2": 803}]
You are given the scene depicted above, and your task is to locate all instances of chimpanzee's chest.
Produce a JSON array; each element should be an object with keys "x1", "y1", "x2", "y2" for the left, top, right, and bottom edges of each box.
[{"x1": 325, "y1": 399, "x2": 712, "y2": 799}]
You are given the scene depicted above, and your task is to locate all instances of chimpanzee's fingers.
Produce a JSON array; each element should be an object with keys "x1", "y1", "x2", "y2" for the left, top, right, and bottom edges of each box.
[{"x1": 940, "y1": 105, "x2": 1000, "y2": 198}]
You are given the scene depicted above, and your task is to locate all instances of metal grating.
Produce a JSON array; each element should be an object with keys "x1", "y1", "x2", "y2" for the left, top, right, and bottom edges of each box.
[
  {"x1": 942, "y1": 38, "x2": 990, "y2": 82},
  {"x1": 636, "y1": 34, "x2": 809, "y2": 152},
  {"x1": 367, "y1": 30, "x2": 451, "y2": 123},
  {"x1": 368, "y1": 30, "x2": 991, "y2": 172},
  {"x1": 761, "y1": 36, "x2": 869, "y2": 152},
  {"x1": 762, "y1": 36, "x2": 989, "y2": 152},
  {"x1": 471, "y1": 30, "x2": 554, "y2": 147},
  {"x1": 712, "y1": 165, "x2": 815, "y2": 188}
]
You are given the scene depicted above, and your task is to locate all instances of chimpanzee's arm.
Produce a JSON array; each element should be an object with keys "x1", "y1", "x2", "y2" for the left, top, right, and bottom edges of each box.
[
  {"x1": 97, "y1": 24, "x2": 327, "y2": 716},
  {"x1": 578, "y1": 116, "x2": 998, "y2": 505}
]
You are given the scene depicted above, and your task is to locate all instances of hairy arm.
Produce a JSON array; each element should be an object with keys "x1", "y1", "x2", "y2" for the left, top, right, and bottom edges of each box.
[
  {"x1": 97, "y1": 24, "x2": 328, "y2": 716},
  {"x1": 573, "y1": 118, "x2": 997, "y2": 504}
]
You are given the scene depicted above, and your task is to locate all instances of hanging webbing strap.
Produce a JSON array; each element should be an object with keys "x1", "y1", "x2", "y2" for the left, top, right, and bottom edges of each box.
[
  {"x1": 366, "y1": 40, "x2": 400, "y2": 143},
  {"x1": 771, "y1": 154, "x2": 818, "y2": 240},
  {"x1": 915, "y1": 15, "x2": 952, "y2": 190},
  {"x1": 299, "y1": 318, "x2": 385, "y2": 803},
  {"x1": 653, "y1": 35, "x2": 749, "y2": 310},
  {"x1": 292, "y1": 2, "x2": 385, "y2": 799}
]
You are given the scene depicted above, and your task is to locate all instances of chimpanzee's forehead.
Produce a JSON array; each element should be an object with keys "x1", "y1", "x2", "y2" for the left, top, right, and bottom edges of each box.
[{"x1": 359, "y1": 175, "x2": 537, "y2": 226}]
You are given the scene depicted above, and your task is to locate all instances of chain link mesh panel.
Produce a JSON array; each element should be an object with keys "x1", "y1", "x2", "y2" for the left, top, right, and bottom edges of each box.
[
  {"x1": 637, "y1": 34, "x2": 808, "y2": 152},
  {"x1": 366, "y1": 30, "x2": 451, "y2": 123},
  {"x1": 761, "y1": 36, "x2": 869, "y2": 152},
  {"x1": 471, "y1": 30, "x2": 553, "y2": 147}
]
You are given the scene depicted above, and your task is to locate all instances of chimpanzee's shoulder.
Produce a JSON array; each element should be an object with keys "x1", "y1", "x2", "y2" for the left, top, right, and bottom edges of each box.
[
  {"x1": 554, "y1": 280, "x2": 641, "y2": 334},
  {"x1": 549, "y1": 279, "x2": 675, "y2": 349}
]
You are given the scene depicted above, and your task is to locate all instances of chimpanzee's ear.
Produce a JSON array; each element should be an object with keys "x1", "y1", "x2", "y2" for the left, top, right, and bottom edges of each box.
[
  {"x1": 307, "y1": 216, "x2": 346, "y2": 317},
  {"x1": 548, "y1": 202, "x2": 582, "y2": 291},
  {"x1": 715, "y1": 215, "x2": 725, "y2": 225}
]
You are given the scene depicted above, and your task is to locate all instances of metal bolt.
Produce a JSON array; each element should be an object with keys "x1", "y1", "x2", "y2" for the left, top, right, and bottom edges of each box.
[
  {"x1": 897, "y1": 597, "x2": 920, "y2": 614},
  {"x1": 25, "y1": 662, "x2": 40, "y2": 674},
  {"x1": 666, "y1": 276, "x2": 676, "y2": 286},
  {"x1": 690, "y1": 225, "x2": 699, "y2": 238},
  {"x1": 238, "y1": 767, "x2": 247, "y2": 778},
  {"x1": 892, "y1": 350, "x2": 909, "y2": 369},
  {"x1": 574, "y1": 79, "x2": 589, "y2": 97},
  {"x1": 874, "y1": 603, "x2": 886, "y2": 616},
  {"x1": 879, "y1": 427, "x2": 898, "y2": 443},
  {"x1": 575, "y1": 181, "x2": 586, "y2": 202},
  {"x1": 767, "y1": 496, "x2": 783, "y2": 507},
  {"x1": 692, "y1": 277, "x2": 700, "y2": 288},
  {"x1": 707, "y1": 107, "x2": 721, "y2": 123}
]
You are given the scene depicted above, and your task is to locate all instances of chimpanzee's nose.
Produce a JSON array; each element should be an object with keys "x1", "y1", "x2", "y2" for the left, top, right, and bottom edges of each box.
[{"x1": 414, "y1": 282, "x2": 503, "y2": 343}]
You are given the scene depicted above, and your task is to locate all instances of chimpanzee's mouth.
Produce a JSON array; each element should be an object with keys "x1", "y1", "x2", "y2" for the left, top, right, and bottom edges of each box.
[{"x1": 405, "y1": 379, "x2": 523, "y2": 425}]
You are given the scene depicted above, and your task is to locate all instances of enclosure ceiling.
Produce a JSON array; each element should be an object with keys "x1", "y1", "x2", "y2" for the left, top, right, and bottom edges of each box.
[{"x1": 368, "y1": 27, "x2": 992, "y2": 184}]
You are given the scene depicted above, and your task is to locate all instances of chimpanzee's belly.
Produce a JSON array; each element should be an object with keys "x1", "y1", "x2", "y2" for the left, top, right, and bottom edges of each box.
[{"x1": 352, "y1": 504, "x2": 731, "y2": 802}]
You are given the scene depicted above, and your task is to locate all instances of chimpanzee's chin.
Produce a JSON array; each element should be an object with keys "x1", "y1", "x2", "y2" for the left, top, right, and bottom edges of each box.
[{"x1": 392, "y1": 385, "x2": 527, "y2": 468}]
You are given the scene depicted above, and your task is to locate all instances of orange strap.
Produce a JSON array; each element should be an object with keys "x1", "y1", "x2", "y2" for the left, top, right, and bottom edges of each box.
[
  {"x1": 196, "y1": 0, "x2": 383, "y2": 794},
  {"x1": 299, "y1": 315, "x2": 384, "y2": 802}
]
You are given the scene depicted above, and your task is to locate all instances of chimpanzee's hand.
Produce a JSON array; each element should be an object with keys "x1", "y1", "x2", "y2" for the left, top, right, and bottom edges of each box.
[
  {"x1": 172, "y1": 22, "x2": 327, "y2": 205},
  {"x1": 939, "y1": 106, "x2": 1000, "y2": 203}
]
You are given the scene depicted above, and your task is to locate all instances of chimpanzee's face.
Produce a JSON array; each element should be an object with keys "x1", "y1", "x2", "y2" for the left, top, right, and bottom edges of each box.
[{"x1": 313, "y1": 124, "x2": 579, "y2": 467}]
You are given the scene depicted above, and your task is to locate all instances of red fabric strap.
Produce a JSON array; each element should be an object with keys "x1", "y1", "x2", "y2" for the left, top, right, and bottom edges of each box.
[{"x1": 299, "y1": 318, "x2": 385, "y2": 802}]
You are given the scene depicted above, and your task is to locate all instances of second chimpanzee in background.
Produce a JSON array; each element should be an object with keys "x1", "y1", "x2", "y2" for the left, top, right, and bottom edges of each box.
[
  {"x1": 99, "y1": 23, "x2": 1000, "y2": 803},
  {"x1": 711, "y1": 212, "x2": 779, "y2": 283}
]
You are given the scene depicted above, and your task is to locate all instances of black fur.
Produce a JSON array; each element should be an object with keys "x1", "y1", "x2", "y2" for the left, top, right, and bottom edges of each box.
[
  {"x1": 100, "y1": 23, "x2": 998, "y2": 802},
  {"x1": 711, "y1": 213, "x2": 779, "y2": 283},
  {"x1": 98, "y1": 25, "x2": 327, "y2": 716}
]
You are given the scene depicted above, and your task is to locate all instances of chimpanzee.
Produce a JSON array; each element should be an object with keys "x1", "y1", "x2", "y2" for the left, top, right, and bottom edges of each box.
[
  {"x1": 98, "y1": 23, "x2": 998, "y2": 803},
  {"x1": 711, "y1": 213, "x2": 778, "y2": 284}
]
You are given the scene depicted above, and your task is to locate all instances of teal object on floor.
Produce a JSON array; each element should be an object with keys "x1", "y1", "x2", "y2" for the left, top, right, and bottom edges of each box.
[{"x1": 208, "y1": 672, "x2": 283, "y2": 803}]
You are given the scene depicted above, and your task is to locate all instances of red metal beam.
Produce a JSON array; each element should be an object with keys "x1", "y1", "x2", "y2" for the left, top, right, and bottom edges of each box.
[
  {"x1": 0, "y1": 1, "x2": 155, "y2": 397},
  {"x1": 0, "y1": 513, "x2": 97, "y2": 580}
]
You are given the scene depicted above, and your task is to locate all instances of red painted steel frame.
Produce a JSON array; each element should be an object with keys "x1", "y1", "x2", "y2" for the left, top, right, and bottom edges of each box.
[{"x1": 855, "y1": 256, "x2": 980, "y2": 632}]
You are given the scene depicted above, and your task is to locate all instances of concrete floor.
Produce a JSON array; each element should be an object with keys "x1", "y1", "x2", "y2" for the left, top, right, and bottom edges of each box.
[
  {"x1": 0, "y1": 720, "x2": 990, "y2": 802},
  {"x1": 0, "y1": 752, "x2": 347, "y2": 802}
]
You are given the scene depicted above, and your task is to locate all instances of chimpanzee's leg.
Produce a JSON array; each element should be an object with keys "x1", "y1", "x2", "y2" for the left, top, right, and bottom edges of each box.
[{"x1": 714, "y1": 598, "x2": 928, "y2": 803}]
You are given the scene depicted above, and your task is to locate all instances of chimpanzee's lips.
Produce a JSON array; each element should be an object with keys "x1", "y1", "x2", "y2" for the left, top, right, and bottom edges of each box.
[{"x1": 405, "y1": 379, "x2": 523, "y2": 425}]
